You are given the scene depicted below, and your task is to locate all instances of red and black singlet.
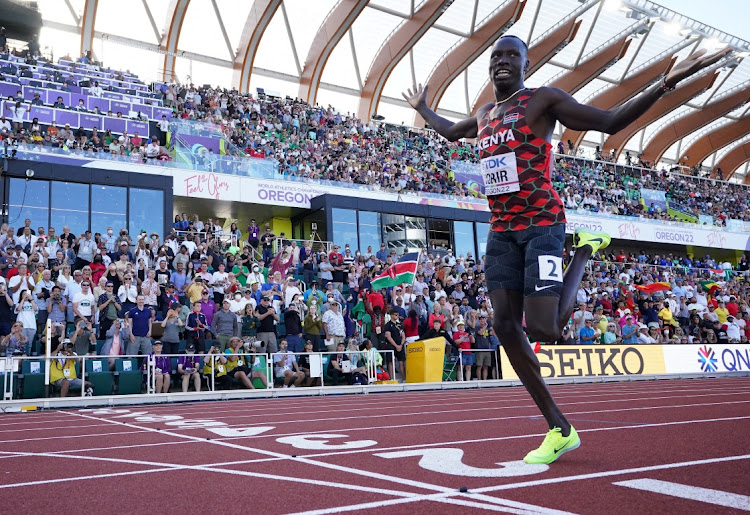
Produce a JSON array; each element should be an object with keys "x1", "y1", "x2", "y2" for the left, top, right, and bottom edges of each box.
[{"x1": 476, "y1": 88, "x2": 565, "y2": 232}]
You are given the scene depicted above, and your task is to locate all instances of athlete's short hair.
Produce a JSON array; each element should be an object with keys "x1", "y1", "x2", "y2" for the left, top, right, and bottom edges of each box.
[{"x1": 496, "y1": 35, "x2": 528, "y2": 54}]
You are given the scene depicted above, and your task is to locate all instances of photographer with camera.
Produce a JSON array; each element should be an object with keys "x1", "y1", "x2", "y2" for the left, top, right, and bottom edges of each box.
[
  {"x1": 202, "y1": 344, "x2": 230, "y2": 390},
  {"x1": 225, "y1": 336, "x2": 267, "y2": 389},
  {"x1": 101, "y1": 318, "x2": 130, "y2": 370},
  {"x1": 71, "y1": 317, "x2": 96, "y2": 356},
  {"x1": 34, "y1": 268, "x2": 54, "y2": 333},
  {"x1": 50, "y1": 340, "x2": 93, "y2": 397}
]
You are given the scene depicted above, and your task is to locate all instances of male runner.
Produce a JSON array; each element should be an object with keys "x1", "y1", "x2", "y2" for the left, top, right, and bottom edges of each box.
[{"x1": 403, "y1": 36, "x2": 729, "y2": 464}]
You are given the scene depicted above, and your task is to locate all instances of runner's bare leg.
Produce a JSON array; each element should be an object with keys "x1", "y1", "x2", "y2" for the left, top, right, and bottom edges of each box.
[{"x1": 491, "y1": 288, "x2": 570, "y2": 433}]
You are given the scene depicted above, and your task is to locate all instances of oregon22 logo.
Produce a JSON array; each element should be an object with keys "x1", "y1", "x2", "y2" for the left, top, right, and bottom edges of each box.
[{"x1": 698, "y1": 346, "x2": 718, "y2": 372}]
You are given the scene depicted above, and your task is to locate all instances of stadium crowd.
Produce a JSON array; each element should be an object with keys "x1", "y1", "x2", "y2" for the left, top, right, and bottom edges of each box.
[
  {"x1": 1, "y1": 212, "x2": 749, "y2": 396},
  {"x1": 2, "y1": 46, "x2": 750, "y2": 222}
]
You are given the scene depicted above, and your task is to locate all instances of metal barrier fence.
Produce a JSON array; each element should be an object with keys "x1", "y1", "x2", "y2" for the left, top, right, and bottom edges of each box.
[{"x1": 1, "y1": 348, "x2": 396, "y2": 401}]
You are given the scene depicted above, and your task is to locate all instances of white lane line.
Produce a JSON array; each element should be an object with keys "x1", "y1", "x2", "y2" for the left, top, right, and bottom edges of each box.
[
  {"x1": 99, "y1": 387, "x2": 750, "y2": 426},
  {"x1": 0, "y1": 448, "x2": 416, "y2": 500},
  {"x1": 64, "y1": 411, "x2": 510, "y2": 513},
  {"x1": 613, "y1": 479, "x2": 750, "y2": 510},
  {"x1": 0, "y1": 381, "x2": 743, "y2": 429},
  {"x1": 41, "y1": 379, "x2": 746, "y2": 420},
  {"x1": 2, "y1": 414, "x2": 749, "y2": 469},
  {"x1": 2, "y1": 398, "x2": 748, "y2": 447},
  {"x1": 288, "y1": 454, "x2": 750, "y2": 515}
]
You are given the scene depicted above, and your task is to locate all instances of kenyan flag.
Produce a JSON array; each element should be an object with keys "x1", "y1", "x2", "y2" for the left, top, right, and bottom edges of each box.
[{"x1": 371, "y1": 252, "x2": 420, "y2": 290}]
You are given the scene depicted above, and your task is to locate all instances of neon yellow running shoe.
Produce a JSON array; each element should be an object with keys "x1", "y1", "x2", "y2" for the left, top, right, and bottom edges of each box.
[
  {"x1": 523, "y1": 426, "x2": 580, "y2": 464},
  {"x1": 574, "y1": 228, "x2": 611, "y2": 254}
]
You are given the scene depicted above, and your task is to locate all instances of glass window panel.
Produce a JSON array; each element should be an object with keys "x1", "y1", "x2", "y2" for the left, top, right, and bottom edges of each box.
[
  {"x1": 129, "y1": 188, "x2": 164, "y2": 237},
  {"x1": 51, "y1": 181, "x2": 89, "y2": 235},
  {"x1": 8, "y1": 178, "x2": 49, "y2": 232},
  {"x1": 475, "y1": 223, "x2": 490, "y2": 258},
  {"x1": 92, "y1": 185, "x2": 127, "y2": 214},
  {"x1": 453, "y1": 221, "x2": 475, "y2": 260},
  {"x1": 357, "y1": 211, "x2": 380, "y2": 252},
  {"x1": 332, "y1": 221, "x2": 358, "y2": 251}
]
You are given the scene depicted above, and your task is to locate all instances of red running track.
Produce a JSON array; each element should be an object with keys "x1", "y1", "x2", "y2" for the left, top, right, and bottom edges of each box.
[{"x1": 1, "y1": 377, "x2": 750, "y2": 514}]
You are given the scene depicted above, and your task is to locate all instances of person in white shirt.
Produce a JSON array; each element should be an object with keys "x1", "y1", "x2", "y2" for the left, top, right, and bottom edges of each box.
[
  {"x1": 637, "y1": 325, "x2": 657, "y2": 344},
  {"x1": 283, "y1": 277, "x2": 301, "y2": 308},
  {"x1": 89, "y1": 81, "x2": 103, "y2": 97},
  {"x1": 72, "y1": 280, "x2": 96, "y2": 322},
  {"x1": 211, "y1": 263, "x2": 229, "y2": 303},
  {"x1": 9, "y1": 264, "x2": 34, "y2": 304},
  {"x1": 725, "y1": 316, "x2": 741, "y2": 342}
]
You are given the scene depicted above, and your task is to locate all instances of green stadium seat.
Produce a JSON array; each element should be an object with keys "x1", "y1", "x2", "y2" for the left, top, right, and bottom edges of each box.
[
  {"x1": 95, "y1": 340, "x2": 106, "y2": 355},
  {"x1": 115, "y1": 358, "x2": 143, "y2": 395},
  {"x1": 20, "y1": 360, "x2": 45, "y2": 399},
  {"x1": 84, "y1": 358, "x2": 114, "y2": 396}
]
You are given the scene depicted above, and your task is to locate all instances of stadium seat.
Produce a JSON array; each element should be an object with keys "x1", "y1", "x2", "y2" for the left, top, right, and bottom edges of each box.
[
  {"x1": 20, "y1": 360, "x2": 45, "y2": 399},
  {"x1": 115, "y1": 358, "x2": 143, "y2": 395},
  {"x1": 84, "y1": 359, "x2": 114, "y2": 396}
]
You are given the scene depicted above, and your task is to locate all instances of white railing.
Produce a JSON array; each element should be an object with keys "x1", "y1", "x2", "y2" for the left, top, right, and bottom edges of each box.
[{"x1": 1, "y1": 349, "x2": 396, "y2": 401}]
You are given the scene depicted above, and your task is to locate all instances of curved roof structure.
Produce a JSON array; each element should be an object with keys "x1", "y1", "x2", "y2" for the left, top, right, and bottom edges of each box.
[{"x1": 35, "y1": 0, "x2": 750, "y2": 181}]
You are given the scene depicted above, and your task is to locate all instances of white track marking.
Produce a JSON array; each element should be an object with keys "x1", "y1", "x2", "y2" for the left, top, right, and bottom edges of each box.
[
  {"x1": 64, "y1": 411, "x2": 527, "y2": 513},
  {"x1": 1, "y1": 399, "x2": 747, "y2": 447},
  {"x1": 2, "y1": 414, "x2": 748, "y2": 467},
  {"x1": 0, "y1": 448, "x2": 416, "y2": 499},
  {"x1": 614, "y1": 479, "x2": 750, "y2": 510},
  {"x1": 287, "y1": 454, "x2": 750, "y2": 515},
  {"x1": 73, "y1": 387, "x2": 750, "y2": 425},
  {"x1": 0, "y1": 381, "x2": 745, "y2": 429}
]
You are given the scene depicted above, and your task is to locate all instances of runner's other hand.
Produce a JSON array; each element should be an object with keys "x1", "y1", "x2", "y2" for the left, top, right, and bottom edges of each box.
[{"x1": 665, "y1": 47, "x2": 732, "y2": 88}]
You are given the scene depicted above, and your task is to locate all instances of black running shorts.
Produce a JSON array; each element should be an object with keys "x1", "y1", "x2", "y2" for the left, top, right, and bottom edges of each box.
[{"x1": 484, "y1": 224, "x2": 565, "y2": 297}]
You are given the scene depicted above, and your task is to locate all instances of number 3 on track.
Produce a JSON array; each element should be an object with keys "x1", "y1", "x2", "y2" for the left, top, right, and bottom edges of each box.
[{"x1": 375, "y1": 448, "x2": 549, "y2": 477}]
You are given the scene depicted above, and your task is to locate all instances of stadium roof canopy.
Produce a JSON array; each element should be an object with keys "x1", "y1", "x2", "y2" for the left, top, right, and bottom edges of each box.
[{"x1": 36, "y1": 0, "x2": 750, "y2": 181}]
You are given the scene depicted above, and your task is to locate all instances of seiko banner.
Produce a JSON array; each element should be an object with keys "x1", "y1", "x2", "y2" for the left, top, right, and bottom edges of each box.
[{"x1": 499, "y1": 345, "x2": 750, "y2": 380}]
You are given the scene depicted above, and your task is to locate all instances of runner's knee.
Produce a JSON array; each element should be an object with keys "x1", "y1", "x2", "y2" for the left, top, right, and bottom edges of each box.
[{"x1": 525, "y1": 319, "x2": 559, "y2": 343}]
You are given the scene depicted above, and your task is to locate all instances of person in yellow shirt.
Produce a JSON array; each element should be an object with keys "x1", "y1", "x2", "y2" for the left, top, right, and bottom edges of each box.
[
  {"x1": 187, "y1": 277, "x2": 206, "y2": 306},
  {"x1": 49, "y1": 341, "x2": 93, "y2": 397},
  {"x1": 202, "y1": 344, "x2": 230, "y2": 390},
  {"x1": 594, "y1": 306, "x2": 608, "y2": 341},
  {"x1": 223, "y1": 336, "x2": 267, "y2": 389},
  {"x1": 658, "y1": 301, "x2": 679, "y2": 328},
  {"x1": 714, "y1": 301, "x2": 729, "y2": 325}
]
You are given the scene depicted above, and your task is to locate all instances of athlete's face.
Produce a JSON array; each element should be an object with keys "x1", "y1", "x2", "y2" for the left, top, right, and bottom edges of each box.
[{"x1": 489, "y1": 38, "x2": 529, "y2": 86}]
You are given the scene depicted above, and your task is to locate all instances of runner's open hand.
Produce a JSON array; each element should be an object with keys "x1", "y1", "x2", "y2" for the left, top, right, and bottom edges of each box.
[
  {"x1": 665, "y1": 47, "x2": 732, "y2": 88},
  {"x1": 402, "y1": 83, "x2": 428, "y2": 110}
]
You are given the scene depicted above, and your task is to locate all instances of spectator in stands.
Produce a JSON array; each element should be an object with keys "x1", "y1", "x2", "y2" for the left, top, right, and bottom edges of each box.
[
  {"x1": 145, "y1": 341, "x2": 171, "y2": 393},
  {"x1": 273, "y1": 338, "x2": 305, "y2": 388},
  {"x1": 125, "y1": 295, "x2": 154, "y2": 356},
  {"x1": 50, "y1": 340, "x2": 93, "y2": 396},
  {"x1": 175, "y1": 342, "x2": 200, "y2": 391},
  {"x1": 255, "y1": 295, "x2": 278, "y2": 354},
  {"x1": 101, "y1": 318, "x2": 130, "y2": 370}
]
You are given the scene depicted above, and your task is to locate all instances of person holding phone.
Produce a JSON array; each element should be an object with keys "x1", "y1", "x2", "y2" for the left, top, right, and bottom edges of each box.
[{"x1": 72, "y1": 317, "x2": 96, "y2": 356}]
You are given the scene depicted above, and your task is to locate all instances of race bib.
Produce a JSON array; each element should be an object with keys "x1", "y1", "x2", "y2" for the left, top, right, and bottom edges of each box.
[{"x1": 480, "y1": 152, "x2": 519, "y2": 195}]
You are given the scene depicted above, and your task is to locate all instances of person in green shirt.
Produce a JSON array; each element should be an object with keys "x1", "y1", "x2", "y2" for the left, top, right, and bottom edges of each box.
[{"x1": 232, "y1": 263, "x2": 249, "y2": 287}]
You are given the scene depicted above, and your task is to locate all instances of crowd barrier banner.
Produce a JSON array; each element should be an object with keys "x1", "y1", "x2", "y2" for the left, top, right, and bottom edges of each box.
[
  {"x1": 499, "y1": 345, "x2": 667, "y2": 379},
  {"x1": 406, "y1": 338, "x2": 446, "y2": 383},
  {"x1": 663, "y1": 345, "x2": 750, "y2": 374},
  {"x1": 565, "y1": 211, "x2": 749, "y2": 251}
]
